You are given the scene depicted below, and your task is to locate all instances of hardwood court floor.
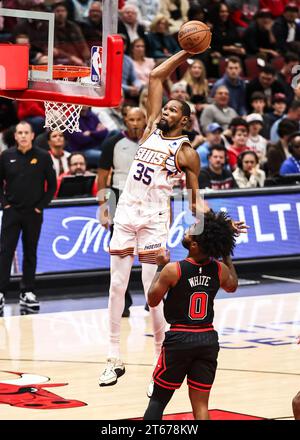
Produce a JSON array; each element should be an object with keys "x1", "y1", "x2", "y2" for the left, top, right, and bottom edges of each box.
[{"x1": 0, "y1": 289, "x2": 299, "y2": 420}]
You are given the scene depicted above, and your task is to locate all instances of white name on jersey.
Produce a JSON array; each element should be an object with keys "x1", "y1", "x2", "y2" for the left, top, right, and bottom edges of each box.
[{"x1": 188, "y1": 275, "x2": 211, "y2": 287}]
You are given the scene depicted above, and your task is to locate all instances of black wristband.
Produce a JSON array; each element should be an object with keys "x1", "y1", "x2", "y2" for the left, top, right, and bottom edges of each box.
[{"x1": 157, "y1": 265, "x2": 165, "y2": 272}]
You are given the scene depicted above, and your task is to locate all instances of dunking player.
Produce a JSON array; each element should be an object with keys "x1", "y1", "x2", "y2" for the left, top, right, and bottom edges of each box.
[
  {"x1": 143, "y1": 211, "x2": 238, "y2": 420},
  {"x1": 98, "y1": 48, "x2": 205, "y2": 386}
]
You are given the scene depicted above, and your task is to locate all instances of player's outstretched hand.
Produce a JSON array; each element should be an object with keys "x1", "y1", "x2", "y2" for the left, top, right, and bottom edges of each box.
[
  {"x1": 156, "y1": 249, "x2": 170, "y2": 267},
  {"x1": 231, "y1": 220, "x2": 250, "y2": 236}
]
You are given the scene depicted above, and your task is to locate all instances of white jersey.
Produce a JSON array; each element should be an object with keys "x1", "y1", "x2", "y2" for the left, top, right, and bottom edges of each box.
[{"x1": 118, "y1": 129, "x2": 190, "y2": 214}]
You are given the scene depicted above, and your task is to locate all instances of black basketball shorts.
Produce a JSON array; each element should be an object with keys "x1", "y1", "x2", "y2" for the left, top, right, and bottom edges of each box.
[{"x1": 153, "y1": 343, "x2": 219, "y2": 392}]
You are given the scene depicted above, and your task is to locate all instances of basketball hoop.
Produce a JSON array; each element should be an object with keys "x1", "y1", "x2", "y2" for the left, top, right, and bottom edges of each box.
[{"x1": 30, "y1": 65, "x2": 91, "y2": 133}]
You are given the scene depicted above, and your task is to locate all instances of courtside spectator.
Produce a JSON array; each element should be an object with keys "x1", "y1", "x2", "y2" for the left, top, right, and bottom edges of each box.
[
  {"x1": 159, "y1": 0, "x2": 189, "y2": 34},
  {"x1": 52, "y1": 1, "x2": 90, "y2": 66},
  {"x1": 55, "y1": 152, "x2": 97, "y2": 197},
  {"x1": 120, "y1": 35, "x2": 143, "y2": 106},
  {"x1": 196, "y1": 123, "x2": 224, "y2": 168},
  {"x1": 78, "y1": 1, "x2": 103, "y2": 49},
  {"x1": 264, "y1": 93, "x2": 287, "y2": 138},
  {"x1": 243, "y1": 9, "x2": 280, "y2": 59},
  {"x1": 233, "y1": 150, "x2": 266, "y2": 187},
  {"x1": 210, "y1": 2, "x2": 246, "y2": 58},
  {"x1": 276, "y1": 52, "x2": 299, "y2": 105},
  {"x1": 130, "y1": 38, "x2": 155, "y2": 87},
  {"x1": 182, "y1": 59, "x2": 209, "y2": 109},
  {"x1": 270, "y1": 100, "x2": 300, "y2": 142},
  {"x1": 246, "y1": 113, "x2": 267, "y2": 163},
  {"x1": 280, "y1": 131, "x2": 300, "y2": 175},
  {"x1": 146, "y1": 15, "x2": 180, "y2": 60},
  {"x1": 63, "y1": 0, "x2": 95, "y2": 22},
  {"x1": 65, "y1": 106, "x2": 108, "y2": 169},
  {"x1": 273, "y1": 3, "x2": 300, "y2": 54},
  {"x1": 126, "y1": 0, "x2": 160, "y2": 30},
  {"x1": 48, "y1": 130, "x2": 70, "y2": 177},
  {"x1": 118, "y1": 3, "x2": 146, "y2": 50},
  {"x1": 198, "y1": 144, "x2": 237, "y2": 190},
  {"x1": 246, "y1": 64, "x2": 285, "y2": 112},
  {"x1": 249, "y1": 91, "x2": 267, "y2": 115},
  {"x1": 226, "y1": 124, "x2": 251, "y2": 170},
  {"x1": 200, "y1": 86, "x2": 238, "y2": 132},
  {"x1": 170, "y1": 82, "x2": 190, "y2": 102},
  {"x1": 211, "y1": 56, "x2": 246, "y2": 115},
  {"x1": 266, "y1": 118, "x2": 299, "y2": 176}
]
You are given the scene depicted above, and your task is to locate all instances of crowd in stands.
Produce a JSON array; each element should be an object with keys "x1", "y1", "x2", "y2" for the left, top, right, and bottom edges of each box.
[{"x1": 1, "y1": 0, "x2": 300, "y2": 196}]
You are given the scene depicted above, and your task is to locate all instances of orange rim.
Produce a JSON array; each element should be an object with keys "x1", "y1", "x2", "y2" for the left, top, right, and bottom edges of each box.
[{"x1": 30, "y1": 65, "x2": 90, "y2": 79}]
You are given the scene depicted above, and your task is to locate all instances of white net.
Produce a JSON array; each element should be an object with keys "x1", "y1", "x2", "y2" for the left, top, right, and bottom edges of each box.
[{"x1": 44, "y1": 101, "x2": 83, "y2": 133}]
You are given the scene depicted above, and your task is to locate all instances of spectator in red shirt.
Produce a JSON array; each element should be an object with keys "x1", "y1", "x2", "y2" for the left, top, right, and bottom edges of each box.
[
  {"x1": 226, "y1": 124, "x2": 251, "y2": 170},
  {"x1": 259, "y1": 0, "x2": 288, "y2": 17}
]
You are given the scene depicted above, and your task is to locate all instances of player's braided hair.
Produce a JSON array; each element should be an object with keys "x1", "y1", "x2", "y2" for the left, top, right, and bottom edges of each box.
[{"x1": 191, "y1": 210, "x2": 236, "y2": 259}]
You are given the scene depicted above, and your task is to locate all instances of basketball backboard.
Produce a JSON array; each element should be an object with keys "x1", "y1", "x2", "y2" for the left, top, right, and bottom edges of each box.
[{"x1": 0, "y1": 0, "x2": 123, "y2": 106}]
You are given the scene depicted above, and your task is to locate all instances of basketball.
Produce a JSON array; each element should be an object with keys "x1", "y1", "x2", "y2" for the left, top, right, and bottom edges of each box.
[{"x1": 178, "y1": 21, "x2": 212, "y2": 54}]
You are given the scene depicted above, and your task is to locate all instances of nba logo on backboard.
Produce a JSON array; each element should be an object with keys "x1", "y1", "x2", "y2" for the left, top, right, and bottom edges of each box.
[{"x1": 91, "y1": 46, "x2": 102, "y2": 84}]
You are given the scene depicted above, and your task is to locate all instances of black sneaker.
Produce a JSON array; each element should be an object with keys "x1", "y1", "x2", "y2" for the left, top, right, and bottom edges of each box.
[
  {"x1": 0, "y1": 292, "x2": 4, "y2": 315},
  {"x1": 122, "y1": 308, "x2": 130, "y2": 318},
  {"x1": 19, "y1": 292, "x2": 40, "y2": 311}
]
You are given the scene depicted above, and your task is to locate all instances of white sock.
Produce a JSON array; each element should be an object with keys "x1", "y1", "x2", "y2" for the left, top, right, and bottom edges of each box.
[
  {"x1": 142, "y1": 263, "x2": 166, "y2": 360},
  {"x1": 108, "y1": 255, "x2": 134, "y2": 359}
]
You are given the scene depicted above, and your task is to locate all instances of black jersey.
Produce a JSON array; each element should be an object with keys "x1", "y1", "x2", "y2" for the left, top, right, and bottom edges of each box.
[{"x1": 164, "y1": 257, "x2": 221, "y2": 327}]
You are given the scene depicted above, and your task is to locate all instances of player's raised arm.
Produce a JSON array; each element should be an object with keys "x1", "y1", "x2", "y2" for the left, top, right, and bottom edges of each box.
[
  {"x1": 147, "y1": 249, "x2": 179, "y2": 307},
  {"x1": 219, "y1": 256, "x2": 238, "y2": 293},
  {"x1": 141, "y1": 50, "x2": 190, "y2": 143},
  {"x1": 147, "y1": 263, "x2": 179, "y2": 307}
]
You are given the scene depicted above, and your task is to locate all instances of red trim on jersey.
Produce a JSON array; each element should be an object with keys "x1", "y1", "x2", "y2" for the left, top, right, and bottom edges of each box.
[
  {"x1": 139, "y1": 257, "x2": 158, "y2": 264},
  {"x1": 153, "y1": 348, "x2": 182, "y2": 389},
  {"x1": 185, "y1": 257, "x2": 211, "y2": 266},
  {"x1": 109, "y1": 247, "x2": 135, "y2": 256},
  {"x1": 170, "y1": 323, "x2": 213, "y2": 329},
  {"x1": 153, "y1": 379, "x2": 179, "y2": 390},
  {"x1": 187, "y1": 378, "x2": 212, "y2": 388},
  {"x1": 176, "y1": 261, "x2": 181, "y2": 279},
  {"x1": 169, "y1": 326, "x2": 214, "y2": 333},
  {"x1": 187, "y1": 383, "x2": 211, "y2": 392}
]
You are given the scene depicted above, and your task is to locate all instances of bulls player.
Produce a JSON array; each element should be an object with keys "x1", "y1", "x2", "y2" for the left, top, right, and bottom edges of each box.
[
  {"x1": 98, "y1": 48, "x2": 206, "y2": 387},
  {"x1": 143, "y1": 210, "x2": 238, "y2": 420}
]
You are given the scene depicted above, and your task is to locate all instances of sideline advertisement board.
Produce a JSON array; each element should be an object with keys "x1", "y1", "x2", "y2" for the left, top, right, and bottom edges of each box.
[{"x1": 1, "y1": 188, "x2": 298, "y2": 275}]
